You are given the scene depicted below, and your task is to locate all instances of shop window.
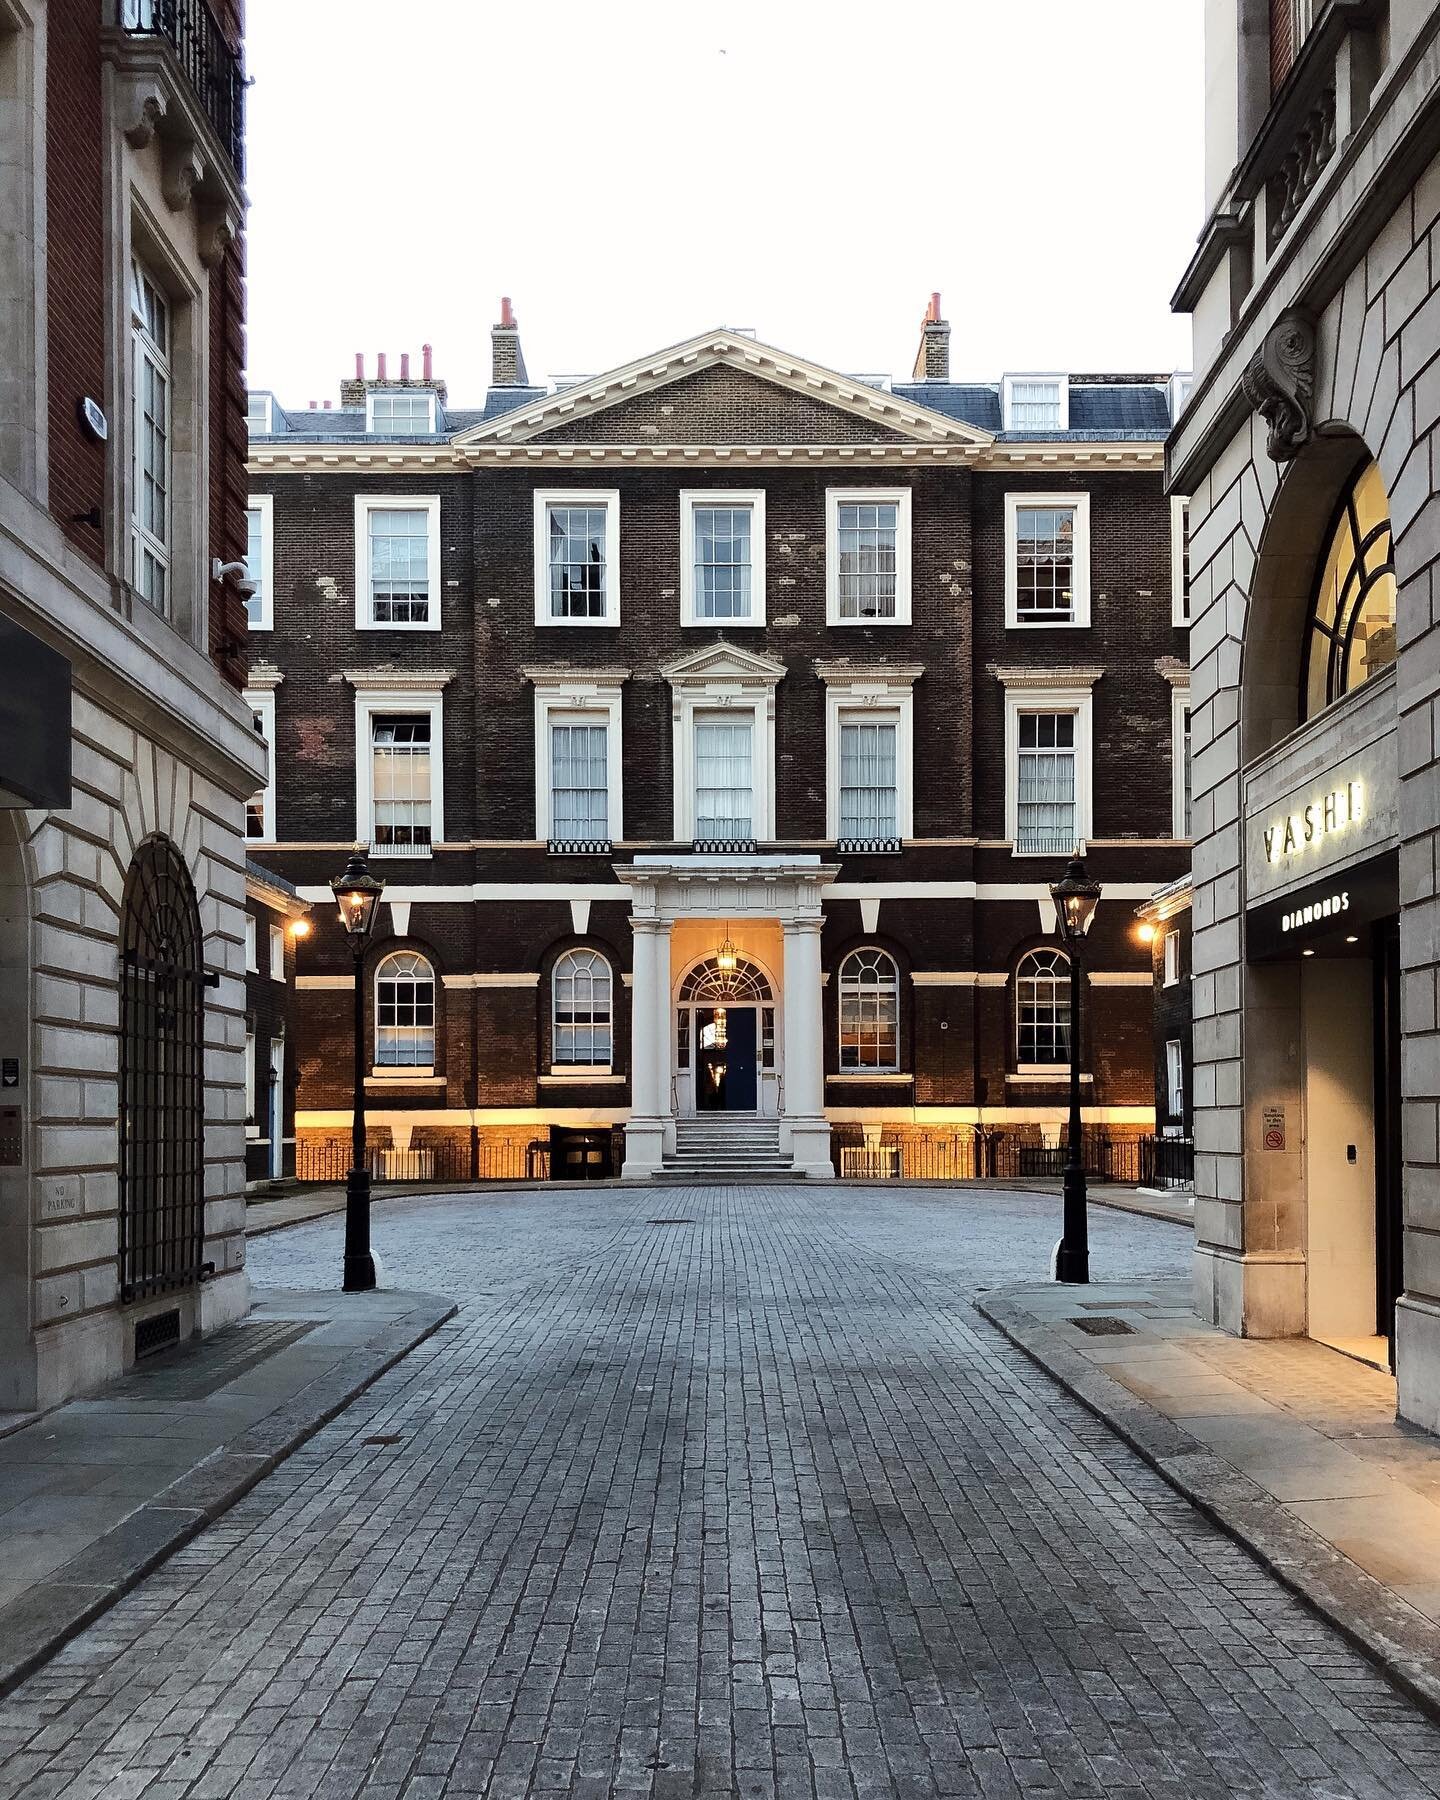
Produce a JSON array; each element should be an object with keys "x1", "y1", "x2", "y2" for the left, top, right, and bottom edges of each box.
[{"x1": 1302, "y1": 458, "x2": 1397, "y2": 719}]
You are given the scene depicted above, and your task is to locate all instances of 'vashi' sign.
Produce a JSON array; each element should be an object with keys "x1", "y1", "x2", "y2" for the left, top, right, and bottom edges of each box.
[{"x1": 1263, "y1": 779, "x2": 1364, "y2": 864}]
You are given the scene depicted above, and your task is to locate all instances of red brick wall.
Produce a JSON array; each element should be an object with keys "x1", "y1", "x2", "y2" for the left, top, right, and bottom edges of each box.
[
  {"x1": 45, "y1": 0, "x2": 107, "y2": 568},
  {"x1": 1270, "y1": 0, "x2": 1293, "y2": 96}
]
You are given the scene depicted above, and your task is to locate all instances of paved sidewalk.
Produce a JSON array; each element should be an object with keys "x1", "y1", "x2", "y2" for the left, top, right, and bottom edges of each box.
[
  {"x1": 979, "y1": 1278, "x2": 1440, "y2": 1719},
  {"x1": 0, "y1": 1285, "x2": 453, "y2": 1697}
]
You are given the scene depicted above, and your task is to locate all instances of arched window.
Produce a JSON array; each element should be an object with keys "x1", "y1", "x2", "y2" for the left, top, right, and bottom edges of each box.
[
  {"x1": 1016, "y1": 948, "x2": 1071, "y2": 1066},
  {"x1": 1303, "y1": 458, "x2": 1397, "y2": 719},
  {"x1": 118, "y1": 837, "x2": 205, "y2": 1300},
  {"x1": 678, "y1": 955, "x2": 773, "y2": 1003},
  {"x1": 375, "y1": 951, "x2": 435, "y2": 1068},
  {"x1": 553, "y1": 947, "x2": 612, "y2": 1066},
  {"x1": 839, "y1": 948, "x2": 900, "y2": 1071}
]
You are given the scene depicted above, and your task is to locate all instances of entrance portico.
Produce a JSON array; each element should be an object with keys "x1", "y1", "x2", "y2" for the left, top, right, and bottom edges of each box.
[{"x1": 618, "y1": 855, "x2": 837, "y2": 1179}]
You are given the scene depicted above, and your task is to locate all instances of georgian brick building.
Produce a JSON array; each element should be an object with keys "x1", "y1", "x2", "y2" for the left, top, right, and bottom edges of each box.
[
  {"x1": 0, "y1": 1, "x2": 259, "y2": 1409},
  {"x1": 246, "y1": 301, "x2": 1190, "y2": 1180}
]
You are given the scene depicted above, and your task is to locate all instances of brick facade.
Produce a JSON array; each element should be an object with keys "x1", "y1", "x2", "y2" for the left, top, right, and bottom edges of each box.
[{"x1": 248, "y1": 325, "x2": 1188, "y2": 1176}]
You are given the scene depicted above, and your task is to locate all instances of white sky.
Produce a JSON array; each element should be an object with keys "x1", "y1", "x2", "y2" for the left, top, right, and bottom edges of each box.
[{"x1": 245, "y1": 0, "x2": 1204, "y2": 405}]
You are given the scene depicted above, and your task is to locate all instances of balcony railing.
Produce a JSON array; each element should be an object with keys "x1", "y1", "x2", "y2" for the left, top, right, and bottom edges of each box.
[
  {"x1": 121, "y1": 0, "x2": 244, "y2": 177},
  {"x1": 1015, "y1": 829, "x2": 1079, "y2": 857},
  {"x1": 837, "y1": 836, "x2": 902, "y2": 854}
]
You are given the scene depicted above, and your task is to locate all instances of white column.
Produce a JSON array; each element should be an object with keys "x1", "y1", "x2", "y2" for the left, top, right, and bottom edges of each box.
[
  {"x1": 622, "y1": 920, "x2": 666, "y2": 1179},
  {"x1": 782, "y1": 916, "x2": 833, "y2": 1179}
]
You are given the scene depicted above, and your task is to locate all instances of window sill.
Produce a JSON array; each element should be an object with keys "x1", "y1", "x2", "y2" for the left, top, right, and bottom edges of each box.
[
  {"x1": 541, "y1": 1071, "x2": 625, "y2": 1084},
  {"x1": 1006, "y1": 618, "x2": 1088, "y2": 630},
  {"x1": 366, "y1": 1072, "x2": 444, "y2": 1087},
  {"x1": 827, "y1": 615, "x2": 910, "y2": 628},
  {"x1": 357, "y1": 619, "x2": 441, "y2": 633},
  {"x1": 681, "y1": 617, "x2": 766, "y2": 629},
  {"x1": 1008, "y1": 1070, "x2": 1094, "y2": 1084},
  {"x1": 535, "y1": 616, "x2": 621, "y2": 629},
  {"x1": 827, "y1": 1071, "x2": 912, "y2": 1084},
  {"x1": 369, "y1": 846, "x2": 433, "y2": 860}
]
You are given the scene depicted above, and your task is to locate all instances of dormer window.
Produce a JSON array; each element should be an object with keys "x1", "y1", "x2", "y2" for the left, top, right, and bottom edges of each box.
[
  {"x1": 1003, "y1": 375, "x2": 1068, "y2": 432},
  {"x1": 246, "y1": 392, "x2": 274, "y2": 436},
  {"x1": 366, "y1": 391, "x2": 437, "y2": 435}
]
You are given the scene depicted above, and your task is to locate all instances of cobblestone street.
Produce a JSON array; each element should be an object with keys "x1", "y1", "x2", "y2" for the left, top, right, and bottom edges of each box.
[{"x1": 3, "y1": 1185, "x2": 1440, "y2": 1799}]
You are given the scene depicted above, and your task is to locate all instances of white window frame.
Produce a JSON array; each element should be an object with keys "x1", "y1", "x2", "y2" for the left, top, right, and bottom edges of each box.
[
  {"x1": 1166, "y1": 1038, "x2": 1185, "y2": 1119},
  {"x1": 244, "y1": 687, "x2": 276, "y2": 844},
  {"x1": 1171, "y1": 496, "x2": 1190, "y2": 627},
  {"x1": 1163, "y1": 929, "x2": 1180, "y2": 988},
  {"x1": 672, "y1": 699, "x2": 776, "y2": 842},
  {"x1": 825, "y1": 488, "x2": 912, "y2": 626},
  {"x1": 529, "y1": 673, "x2": 625, "y2": 845},
  {"x1": 1002, "y1": 373, "x2": 1069, "y2": 433},
  {"x1": 353, "y1": 495, "x2": 442, "y2": 632},
  {"x1": 1004, "y1": 492, "x2": 1091, "y2": 629},
  {"x1": 244, "y1": 913, "x2": 257, "y2": 973},
  {"x1": 1002, "y1": 684, "x2": 1094, "y2": 854},
  {"x1": 1168, "y1": 374, "x2": 1192, "y2": 423},
  {"x1": 1015, "y1": 946, "x2": 1073, "y2": 1071},
  {"x1": 353, "y1": 685, "x2": 446, "y2": 856},
  {"x1": 246, "y1": 492, "x2": 274, "y2": 632},
  {"x1": 244, "y1": 1025, "x2": 256, "y2": 1132},
  {"x1": 130, "y1": 256, "x2": 172, "y2": 615},
  {"x1": 269, "y1": 922, "x2": 285, "y2": 983},
  {"x1": 365, "y1": 390, "x2": 437, "y2": 434},
  {"x1": 837, "y1": 947, "x2": 902, "y2": 1073},
  {"x1": 551, "y1": 947, "x2": 614, "y2": 1074},
  {"x1": 247, "y1": 392, "x2": 274, "y2": 435},
  {"x1": 533, "y1": 490, "x2": 621, "y2": 628},
  {"x1": 373, "y1": 949, "x2": 436, "y2": 1073},
  {"x1": 1172, "y1": 686, "x2": 1192, "y2": 839},
  {"x1": 680, "y1": 490, "x2": 766, "y2": 627},
  {"x1": 818, "y1": 666, "x2": 921, "y2": 845}
]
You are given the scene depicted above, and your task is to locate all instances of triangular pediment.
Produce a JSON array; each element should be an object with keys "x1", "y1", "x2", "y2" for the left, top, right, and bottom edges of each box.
[
  {"x1": 452, "y1": 330, "x2": 992, "y2": 449},
  {"x1": 661, "y1": 640, "x2": 788, "y2": 687}
]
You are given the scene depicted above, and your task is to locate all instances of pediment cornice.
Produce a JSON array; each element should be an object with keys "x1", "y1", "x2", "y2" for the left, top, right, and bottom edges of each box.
[{"x1": 661, "y1": 640, "x2": 788, "y2": 687}]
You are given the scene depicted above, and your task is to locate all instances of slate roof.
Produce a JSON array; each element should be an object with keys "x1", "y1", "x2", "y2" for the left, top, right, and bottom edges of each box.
[{"x1": 250, "y1": 375, "x2": 1173, "y2": 445}]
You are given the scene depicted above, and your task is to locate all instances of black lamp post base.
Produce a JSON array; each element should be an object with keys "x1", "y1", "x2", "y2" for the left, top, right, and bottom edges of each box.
[
  {"x1": 342, "y1": 1167, "x2": 376, "y2": 1293},
  {"x1": 1057, "y1": 1165, "x2": 1090, "y2": 1284}
]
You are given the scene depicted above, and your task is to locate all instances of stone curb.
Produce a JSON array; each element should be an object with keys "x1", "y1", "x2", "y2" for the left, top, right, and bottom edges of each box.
[
  {"x1": 975, "y1": 1288, "x2": 1440, "y2": 1727},
  {"x1": 0, "y1": 1295, "x2": 457, "y2": 1700}
]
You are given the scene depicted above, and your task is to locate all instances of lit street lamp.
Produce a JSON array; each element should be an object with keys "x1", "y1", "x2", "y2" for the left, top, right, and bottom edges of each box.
[
  {"x1": 1050, "y1": 855, "x2": 1102, "y2": 1284},
  {"x1": 330, "y1": 845, "x2": 386, "y2": 1292}
]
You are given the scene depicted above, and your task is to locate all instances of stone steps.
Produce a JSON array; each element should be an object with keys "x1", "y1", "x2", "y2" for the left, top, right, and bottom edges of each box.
[{"x1": 663, "y1": 1118, "x2": 792, "y2": 1179}]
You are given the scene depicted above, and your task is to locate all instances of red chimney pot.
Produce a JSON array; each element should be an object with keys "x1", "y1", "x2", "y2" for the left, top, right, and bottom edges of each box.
[
  {"x1": 422, "y1": 343, "x2": 433, "y2": 380},
  {"x1": 323, "y1": 400, "x2": 332, "y2": 410},
  {"x1": 926, "y1": 292, "x2": 942, "y2": 323},
  {"x1": 377, "y1": 351, "x2": 388, "y2": 381},
  {"x1": 400, "y1": 352, "x2": 411, "y2": 380},
  {"x1": 354, "y1": 352, "x2": 364, "y2": 378},
  {"x1": 500, "y1": 296, "x2": 515, "y2": 328}
]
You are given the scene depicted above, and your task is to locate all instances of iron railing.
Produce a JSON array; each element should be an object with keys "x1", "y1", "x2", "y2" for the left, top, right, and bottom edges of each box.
[
  {"x1": 1015, "y1": 829, "x2": 1080, "y2": 857},
  {"x1": 294, "y1": 1128, "x2": 627, "y2": 1185},
  {"x1": 831, "y1": 1127, "x2": 1191, "y2": 1187},
  {"x1": 121, "y1": 0, "x2": 245, "y2": 177}
]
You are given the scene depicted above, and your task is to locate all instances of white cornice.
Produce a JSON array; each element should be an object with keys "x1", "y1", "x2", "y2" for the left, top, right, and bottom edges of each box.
[
  {"x1": 987, "y1": 664, "x2": 1105, "y2": 689},
  {"x1": 1155, "y1": 656, "x2": 1191, "y2": 687},
  {"x1": 814, "y1": 661, "x2": 925, "y2": 688},
  {"x1": 248, "y1": 439, "x2": 1164, "y2": 477},
  {"x1": 521, "y1": 664, "x2": 632, "y2": 686},
  {"x1": 343, "y1": 667, "x2": 455, "y2": 691},
  {"x1": 245, "y1": 662, "x2": 285, "y2": 691}
]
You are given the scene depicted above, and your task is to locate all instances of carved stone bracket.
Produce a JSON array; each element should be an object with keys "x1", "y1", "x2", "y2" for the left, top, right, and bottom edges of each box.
[
  {"x1": 1241, "y1": 310, "x2": 1317, "y2": 462},
  {"x1": 196, "y1": 203, "x2": 240, "y2": 269}
]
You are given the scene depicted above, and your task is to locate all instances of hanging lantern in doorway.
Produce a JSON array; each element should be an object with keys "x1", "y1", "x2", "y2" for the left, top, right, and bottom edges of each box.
[{"x1": 715, "y1": 929, "x2": 738, "y2": 977}]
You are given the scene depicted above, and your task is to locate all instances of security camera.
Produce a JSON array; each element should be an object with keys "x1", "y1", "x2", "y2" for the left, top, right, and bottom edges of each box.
[{"x1": 211, "y1": 558, "x2": 250, "y2": 582}]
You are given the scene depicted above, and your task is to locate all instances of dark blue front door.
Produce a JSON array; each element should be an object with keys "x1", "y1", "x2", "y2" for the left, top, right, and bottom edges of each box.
[{"x1": 696, "y1": 1007, "x2": 758, "y2": 1111}]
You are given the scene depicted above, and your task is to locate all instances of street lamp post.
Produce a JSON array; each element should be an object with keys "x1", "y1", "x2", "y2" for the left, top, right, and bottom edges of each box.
[
  {"x1": 330, "y1": 845, "x2": 386, "y2": 1293},
  {"x1": 1050, "y1": 855, "x2": 1103, "y2": 1284}
]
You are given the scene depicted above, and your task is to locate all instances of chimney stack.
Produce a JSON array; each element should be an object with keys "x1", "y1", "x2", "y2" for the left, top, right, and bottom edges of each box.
[
  {"x1": 912, "y1": 292, "x2": 950, "y2": 382},
  {"x1": 491, "y1": 296, "x2": 529, "y2": 387}
]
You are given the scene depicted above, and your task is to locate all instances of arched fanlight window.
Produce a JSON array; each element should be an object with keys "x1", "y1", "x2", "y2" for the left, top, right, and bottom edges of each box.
[
  {"x1": 1303, "y1": 458, "x2": 1397, "y2": 719},
  {"x1": 375, "y1": 950, "x2": 435, "y2": 1068},
  {"x1": 1016, "y1": 947, "x2": 1071, "y2": 1066},
  {"x1": 839, "y1": 947, "x2": 900, "y2": 1071},
  {"x1": 678, "y1": 955, "x2": 773, "y2": 1003},
  {"x1": 553, "y1": 947, "x2": 613, "y2": 1066}
]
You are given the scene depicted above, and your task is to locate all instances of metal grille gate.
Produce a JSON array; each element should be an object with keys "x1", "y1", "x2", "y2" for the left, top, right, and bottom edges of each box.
[{"x1": 118, "y1": 837, "x2": 207, "y2": 1301}]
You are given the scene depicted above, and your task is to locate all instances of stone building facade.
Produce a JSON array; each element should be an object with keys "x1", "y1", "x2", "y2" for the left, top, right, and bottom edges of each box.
[
  {"x1": 0, "y1": 1, "x2": 260, "y2": 1410},
  {"x1": 246, "y1": 304, "x2": 1191, "y2": 1181},
  {"x1": 1172, "y1": 0, "x2": 1440, "y2": 1417}
]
